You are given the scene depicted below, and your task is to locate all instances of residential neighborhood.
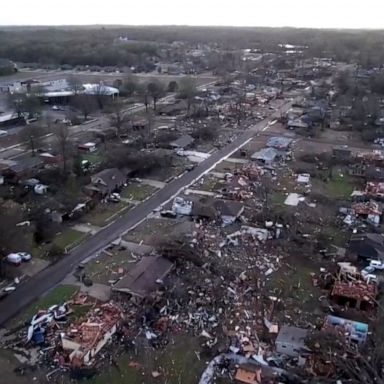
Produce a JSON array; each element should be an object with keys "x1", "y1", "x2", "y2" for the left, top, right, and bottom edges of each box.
[{"x1": 0, "y1": 20, "x2": 383, "y2": 384}]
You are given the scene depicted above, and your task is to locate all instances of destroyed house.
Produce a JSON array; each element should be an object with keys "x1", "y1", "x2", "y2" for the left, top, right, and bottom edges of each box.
[
  {"x1": 61, "y1": 302, "x2": 122, "y2": 366},
  {"x1": 351, "y1": 201, "x2": 382, "y2": 227},
  {"x1": 214, "y1": 200, "x2": 244, "y2": 226},
  {"x1": 84, "y1": 168, "x2": 126, "y2": 197},
  {"x1": 221, "y1": 175, "x2": 251, "y2": 200},
  {"x1": 235, "y1": 365, "x2": 262, "y2": 384},
  {"x1": 365, "y1": 181, "x2": 384, "y2": 199},
  {"x1": 275, "y1": 326, "x2": 310, "y2": 357},
  {"x1": 240, "y1": 163, "x2": 264, "y2": 181},
  {"x1": 323, "y1": 315, "x2": 368, "y2": 345},
  {"x1": 356, "y1": 150, "x2": 384, "y2": 166},
  {"x1": 331, "y1": 280, "x2": 377, "y2": 311},
  {"x1": 348, "y1": 233, "x2": 384, "y2": 261},
  {"x1": 113, "y1": 255, "x2": 173, "y2": 298}
]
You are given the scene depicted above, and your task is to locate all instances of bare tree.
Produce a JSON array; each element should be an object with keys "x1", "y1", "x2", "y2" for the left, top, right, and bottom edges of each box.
[
  {"x1": 178, "y1": 77, "x2": 197, "y2": 114},
  {"x1": 123, "y1": 75, "x2": 138, "y2": 97},
  {"x1": 71, "y1": 94, "x2": 98, "y2": 121},
  {"x1": 53, "y1": 123, "x2": 72, "y2": 174},
  {"x1": 19, "y1": 123, "x2": 46, "y2": 156},
  {"x1": 137, "y1": 82, "x2": 150, "y2": 112},
  {"x1": 67, "y1": 76, "x2": 84, "y2": 95},
  {"x1": 8, "y1": 93, "x2": 41, "y2": 119},
  {"x1": 147, "y1": 79, "x2": 165, "y2": 110},
  {"x1": 107, "y1": 100, "x2": 129, "y2": 137}
]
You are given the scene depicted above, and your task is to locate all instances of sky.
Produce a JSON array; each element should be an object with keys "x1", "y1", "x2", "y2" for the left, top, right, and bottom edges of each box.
[{"x1": 0, "y1": 0, "x2": 383, "y2": 29}]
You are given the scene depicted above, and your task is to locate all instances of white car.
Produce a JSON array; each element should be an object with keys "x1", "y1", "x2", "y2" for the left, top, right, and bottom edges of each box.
[
  {"x1": 107, "y1": 193, "x2": 121, "y2": 203},
  {"x1": 361, "y1": 266, "x2": 377, "y2": 283},
  {"x1": 369, "y1": 260, "x2": 384, "y2": 270},
  {"x1": 18, "y1": 252, "x2": 32, "y2": 261},
  {"x1": 0, "y1": 130, "x2": 8, "y2": 137}
]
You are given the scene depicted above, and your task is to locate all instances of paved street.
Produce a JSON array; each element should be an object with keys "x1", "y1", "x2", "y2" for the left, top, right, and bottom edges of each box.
[{"x1": 0, "y1": 100, "x2": 293, "y2": 326}]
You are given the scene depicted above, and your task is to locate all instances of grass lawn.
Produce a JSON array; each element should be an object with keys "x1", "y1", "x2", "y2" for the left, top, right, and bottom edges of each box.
[
  {"x1": 121, "y1": 183, "x2": 157, "y2": 201},
  {"x1": 265, "y1": 262, "x2": 322, "y2": 320},
  {"x1": 213, "y1": 160, "x2": 239, "y2": 173},
  {"x1": 83, "y1": 202, "x2": 132, "y2": 227},
  {"x1": 85, "y1": 249, "x2": 137, "y2": 284},
  {"x1": 324, "y1": 174, "x2": 354, "y2": 199},
  {"x1": 13, "y1": 284, "x2": 78, "y2": 325},
  {"x1": 270, "y1": 191, "x2": 286, "y2": 205},
  {"x1": 193, "y1": 174, "x2": 220, "y2": 192},
  {"x1": 82, "y1": 151, "x2": 104, "y2": 165},
  {"x1": 54, "y1": 229, "x2": 88, "y2": 251},
  {"x1": 90, "y1": 335, "x2": 205, "y2": 384}
]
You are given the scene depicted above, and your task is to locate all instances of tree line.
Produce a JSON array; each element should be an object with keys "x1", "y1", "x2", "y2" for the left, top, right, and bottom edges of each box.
[{"x1": 0, "y1": 26, "x2": 383, "y2": 70}]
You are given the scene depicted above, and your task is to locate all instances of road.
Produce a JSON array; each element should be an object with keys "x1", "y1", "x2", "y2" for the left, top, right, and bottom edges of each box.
[
  {"x1": 0, "y1": 69, "x2": 217, "y2": 87},
  {"x1": 0, "y1": 81, "x2": 216, "y2": 160},
  {"x1": 0, "y1": 99, "x2": 294, "y2": 326}
]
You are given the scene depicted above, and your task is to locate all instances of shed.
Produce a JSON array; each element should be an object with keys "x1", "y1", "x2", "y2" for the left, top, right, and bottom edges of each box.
[
  {"x1": 275, "y1": 325, "x2": 309, "y2": 357},
  {"x1": 170, "y1": 134, "x2": 195, "y2": 149},
  {"x1": 266, "y1": 136, "x2": 293, "y2": 150},
  {"x1": 251, "y1": 147, "x2": 279, "y2": 165}
]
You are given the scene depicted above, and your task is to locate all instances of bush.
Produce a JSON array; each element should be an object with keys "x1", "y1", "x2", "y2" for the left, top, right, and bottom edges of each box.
[{"x1": 47, "y1": 244, "x2": 65, "y2": 260}]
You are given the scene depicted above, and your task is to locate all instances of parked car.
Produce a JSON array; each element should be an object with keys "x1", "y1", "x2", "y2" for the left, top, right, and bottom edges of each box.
[
  {"x1": 18, "y1": 252, "x2": 32, "y2": 261},
  {"x1": 6, "y1": 253, "x2": 22, "y2": 265},
  {"x1": 361, "y1": 266, "x2": 377, "y2": 283},
  {"x1": 107, "y1": 193, "x2": 121, "y2": 203},
  {"x1": 6, "y1": 252, "x2": 31, "y2": 265},
  {"x1": 0, "y1": 130, "x2": 8, "y2": 137},
  {"x1": 369, "y1": 260, "x2": 384, "y2": 270}
]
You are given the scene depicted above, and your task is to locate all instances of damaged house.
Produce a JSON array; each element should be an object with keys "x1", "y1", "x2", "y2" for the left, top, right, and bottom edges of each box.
[
  {"x1": 323, "y1": 315, "x2": 368, "y2": 345},
  {"x1": 275, "y1": 325, "x2": 310, "y2": 357},
  {"x1": 351, "y1": 201, "x2": 382, "y2": 227},
  {"x1": 365, "y1": 181, "x2": 384, "y2": 200},
  {"x1": 221, "y1": 174, "x2": 252, "y2": 200},
  {"x1": 84, "y1": 168, "x2": 126, "y2": 197},
  {"x1": 112, "y1": 255, "x2": 173, "y2": 298},
  {"x1": 330, "y1": 280, "x2": 377, "y2": 311},
  {"x1": 251, "y1": 148, "x2": 282, "y2": 166},
  {"x1": 61, "y1": 302, "x2": 122, "y2": 366},
  {"x1": 347, "y1": 233, "x2": 384, "y2": 261},
  {"x1": 213, "y1": 199, "x2": 244, "y2": 226}
]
